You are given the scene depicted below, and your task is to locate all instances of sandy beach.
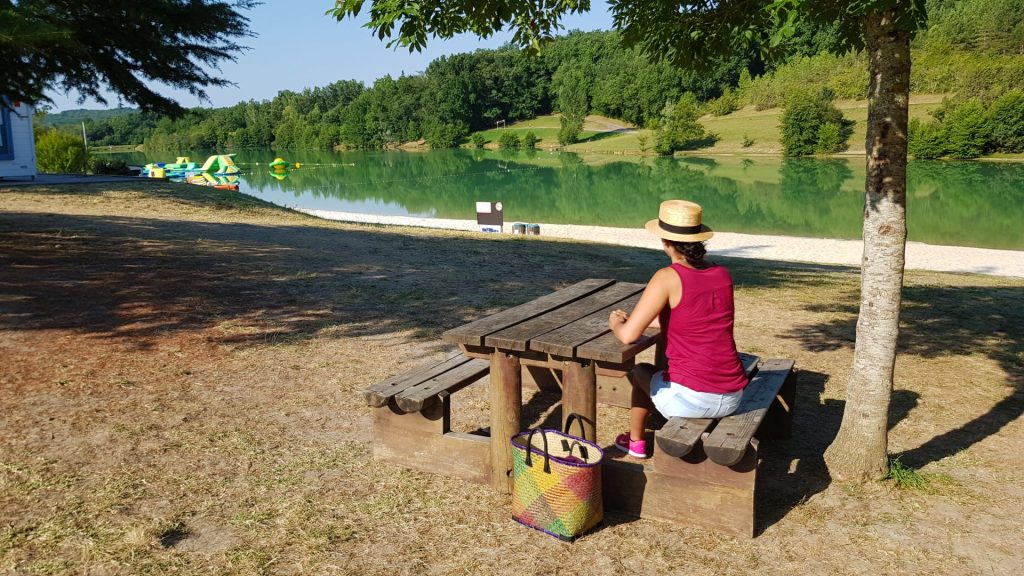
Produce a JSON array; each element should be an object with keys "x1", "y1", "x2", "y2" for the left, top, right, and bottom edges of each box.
[{"x1": 301, "y1": 208, "x2": 1024, "y2": 278}]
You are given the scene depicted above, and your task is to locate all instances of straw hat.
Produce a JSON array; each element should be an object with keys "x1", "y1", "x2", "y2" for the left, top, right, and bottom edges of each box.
[{"x1": 644, "y1": 200, "x2": 714, "y2": 242}]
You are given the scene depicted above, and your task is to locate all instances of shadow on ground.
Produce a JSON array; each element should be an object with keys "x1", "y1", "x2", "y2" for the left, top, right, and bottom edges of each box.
[
  {"x1": 2, "y1": 208, "x2": 1020, "y2": 532},
  {"x1": 785, "y1": 281, "x2": 1024, "y2": 471},
  {"x1": 0, "y1": 211, "x2": 831, "y2": 350},
  {"x1": 757, "y1": 367, "x2": 922, "y2": 532}
]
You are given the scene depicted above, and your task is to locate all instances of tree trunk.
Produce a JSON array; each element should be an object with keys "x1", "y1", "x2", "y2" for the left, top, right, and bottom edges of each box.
[{"x1": 823, "y1": 11, "x2": 910, "y2": 481}]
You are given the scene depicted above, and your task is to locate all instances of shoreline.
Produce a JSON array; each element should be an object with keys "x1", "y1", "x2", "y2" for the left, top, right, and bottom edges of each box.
[{"x1": 300, "y1": 208, "x2": 1024, "y2": 279}]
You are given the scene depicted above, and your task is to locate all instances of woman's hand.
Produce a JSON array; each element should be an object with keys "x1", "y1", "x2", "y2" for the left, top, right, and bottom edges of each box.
[
  {"x1": 609, "y1": 268, "x2": 674, "y2": 344},
  {"x1": 608, "y1": 309, "x2": 628, "y2": 331}
]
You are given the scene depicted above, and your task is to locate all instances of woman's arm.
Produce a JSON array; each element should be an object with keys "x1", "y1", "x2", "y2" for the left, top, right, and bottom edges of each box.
[{"x1": 608, "y1": 268, "x2": 675, "y2": 344}]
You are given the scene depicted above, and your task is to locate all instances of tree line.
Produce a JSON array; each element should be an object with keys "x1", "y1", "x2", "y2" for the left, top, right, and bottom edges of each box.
[
  {"x1": 41, "y1": 0, "x2": 1024, "y2": 158},
  {"x1": 54, "y1": 30, "x2": 750, "y2": 152}
]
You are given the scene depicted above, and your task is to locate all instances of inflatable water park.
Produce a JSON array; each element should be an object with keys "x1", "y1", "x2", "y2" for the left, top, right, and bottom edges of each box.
[
  {"x1": 142, "y1": 154, "x2": 242, "y2": 190},
  {"x1": 186, "y1": 172, "x2": 241, "y2": 191},
  {"x1": 142, "y1": 154, "x2": 309, "y2": 188}
]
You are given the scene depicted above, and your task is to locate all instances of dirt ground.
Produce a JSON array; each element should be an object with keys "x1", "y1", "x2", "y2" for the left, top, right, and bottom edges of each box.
[{"x1": 1, "y1": 182, "x2": 1022, "y2": 575}]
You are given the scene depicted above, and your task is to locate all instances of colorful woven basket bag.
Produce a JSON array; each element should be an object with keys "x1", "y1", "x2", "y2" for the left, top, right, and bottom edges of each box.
[{"x1": 510, "y1": 414, "x2": 604, "y2": 541}]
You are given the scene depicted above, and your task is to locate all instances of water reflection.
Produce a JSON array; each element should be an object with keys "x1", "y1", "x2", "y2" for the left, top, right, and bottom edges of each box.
[{"x1": 109, "y1": 149, "x2": 1024, "y2": 250}]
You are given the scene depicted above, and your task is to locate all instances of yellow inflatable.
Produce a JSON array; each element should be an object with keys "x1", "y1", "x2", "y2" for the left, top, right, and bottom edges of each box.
[{"x1": 269, "y1": 157, "x2": 289, "y2": 172}]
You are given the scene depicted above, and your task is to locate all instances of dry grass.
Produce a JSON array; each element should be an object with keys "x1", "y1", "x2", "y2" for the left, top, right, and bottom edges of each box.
[{"x1": 1, "y1": 181, "x2": 1022, "y2": 575}]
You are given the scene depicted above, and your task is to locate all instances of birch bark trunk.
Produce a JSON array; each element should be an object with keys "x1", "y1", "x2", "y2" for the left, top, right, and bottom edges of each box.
[{"x1": 824, "y1": 10, "x2": 910, "y2": 481}]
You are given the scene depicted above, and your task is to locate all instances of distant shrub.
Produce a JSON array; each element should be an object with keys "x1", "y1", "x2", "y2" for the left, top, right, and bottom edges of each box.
[
  {"x1": 942, "y1": 98, "x2": 989, "y2": 158},
  {"x1": 424, "y1": 121, "x2": 465, "y2": 149},
  {"x1": 90, "y1": 158, "x2": 132, "y2": 175},
  {"x1": 706, "y1": 87, "x2": 739, "y2": 116},
  {"x1": 736, "y1": 68, "x2": 753, "y2": 101},
  {"x1": 555, "y1": 63, "x2": 590, "y2": 145},
  {"x1": 743, "y1": 53, "x2": 866, "y2": 111},
  {"x1": 741, "y1": 134, "x2": 755, "y2": 148},
  {"x1": 498, "y1": 131, "x2": 521, "y2": 149},
  {"x1": 636, "y1": 133, "x2": 649, "y2": 152},
  {"x1": 922, "y1": 0, "x2": 1024, "y2": 57},
  {"x1": 987, "y1": 89, "x2": 1024, "y2": 152},
  {"x1": 908, "y1": 118, "x2": 947, "y2": 159},
  {"x1": 780, "y1": 89, "x2": 854, "y2": 156},
  {"x1": 35, "y1": 128, "x2": 89, "y2": 173},
  {"x1": 470, "y1": 132, "x2": 486, "y2": 148},
  {"x1": 913, "y1": 50, "x2": 1024, "y2": 97},
  {"x1": 908, "y1": 98, "x2": 992, "y2": 159},
  {"x1": 522, "y1": 131, "x2": 539, "y2": 149},
  {"x1": 655, "y1": 94, "x2": 715, "y2": 155},
  {"x1": 749, "y1": 90, "x2": 777, "y2": 112},
  {"x1": 558, "y1": 116, "x2": 583, "y2": 145},
  {"x1": 815, "y1": 122, "x2": 844, "y2": 154}
]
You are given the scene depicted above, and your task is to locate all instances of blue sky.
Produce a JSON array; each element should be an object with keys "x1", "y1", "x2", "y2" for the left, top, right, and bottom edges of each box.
[{"x1": 46, "y1": 1, "x2": 613, "y2": 111}]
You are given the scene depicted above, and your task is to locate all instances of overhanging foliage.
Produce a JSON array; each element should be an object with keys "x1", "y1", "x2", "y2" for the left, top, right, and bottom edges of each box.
[{"x1": 0, "y1": 0, "x2": 255, "y2": 116}]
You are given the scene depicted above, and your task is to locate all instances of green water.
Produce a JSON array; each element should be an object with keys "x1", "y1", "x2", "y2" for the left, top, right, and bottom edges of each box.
[{"x1": 113, "y1": 149, "x2": 1024, "y2": 250}]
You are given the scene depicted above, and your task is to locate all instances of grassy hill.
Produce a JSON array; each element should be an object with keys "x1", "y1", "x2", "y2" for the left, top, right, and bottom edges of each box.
[{"x1": 468, "y1": 95, "x2": 949, "y2": 156}]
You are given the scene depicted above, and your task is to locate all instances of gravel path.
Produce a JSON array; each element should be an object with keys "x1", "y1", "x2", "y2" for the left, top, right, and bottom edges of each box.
[{"x1": 301, "y1": 209, "x2": 1024, "y2": 278}]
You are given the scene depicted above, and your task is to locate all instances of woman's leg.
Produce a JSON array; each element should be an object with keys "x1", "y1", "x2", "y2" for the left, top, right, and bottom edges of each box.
[{"x1": 629, "y1": 363, "x2": 656, "y2": 440}]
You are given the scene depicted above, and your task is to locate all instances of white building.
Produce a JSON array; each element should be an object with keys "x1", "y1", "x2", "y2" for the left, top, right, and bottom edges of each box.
[{"x1": 0, "y1": 100, "x2": 37, "y2": 180}]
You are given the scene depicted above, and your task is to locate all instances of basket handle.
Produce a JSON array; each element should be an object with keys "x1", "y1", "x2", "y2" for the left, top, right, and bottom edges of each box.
[
  {"x1": 563, "y1": 413, "x2": 588, "y2": 438},
  {"x1": 564, "y1": 440, "x2": 590, "y2": 461},
  {"x1": 524, "y1": 429, "x2": 551, "y2": 474}
]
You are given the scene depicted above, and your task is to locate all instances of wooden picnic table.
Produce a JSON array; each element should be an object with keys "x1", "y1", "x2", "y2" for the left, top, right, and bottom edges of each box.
[
  {"x1": 442, "y1": 278, "x2": 659, "y2": 493},
  {"x1": 365, "y1": 277, "x2": 796, "y2": 536}
]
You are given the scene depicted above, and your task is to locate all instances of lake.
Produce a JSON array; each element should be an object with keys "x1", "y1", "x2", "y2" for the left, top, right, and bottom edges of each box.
[{"x1": 109, "y1": 149, "x2": 1024, "y2": 250}]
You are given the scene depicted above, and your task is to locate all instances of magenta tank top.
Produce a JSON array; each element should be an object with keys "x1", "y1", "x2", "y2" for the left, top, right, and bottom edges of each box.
[{"x1": 657, "y1": 263, "x2": 748, "y2": 394}]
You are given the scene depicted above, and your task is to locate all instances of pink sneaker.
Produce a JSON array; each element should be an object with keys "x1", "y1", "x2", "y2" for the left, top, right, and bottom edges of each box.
[{"x1": 614, "y1": 433, "x2": 648, "y2": 458}]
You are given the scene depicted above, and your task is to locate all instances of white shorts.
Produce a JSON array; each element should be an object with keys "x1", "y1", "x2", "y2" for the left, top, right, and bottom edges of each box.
[{"x1": 650, "y1": 370, "x2": 743, "y2": 419}]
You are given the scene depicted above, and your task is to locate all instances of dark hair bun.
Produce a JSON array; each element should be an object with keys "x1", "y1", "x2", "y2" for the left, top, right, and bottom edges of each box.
[{"x1": 669, "y1": 240, "x2": 707, "y2": 268}]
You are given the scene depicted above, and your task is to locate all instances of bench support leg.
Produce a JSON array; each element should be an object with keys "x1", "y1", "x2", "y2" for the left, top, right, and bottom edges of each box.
[
  {"x1": 761, "y1": 368, "x2": 797, "y2": 440},
  {"x1": 522, "y1": 364, "x2": 632, "y2": 410},
  {"x1": 603, "y1": 439, "x2": 759, "y2": 538},
  {"x1": 562, "y1": 359, "x2": 597, "y2": 441},
  {"x1": 490, "y1": 350, "x2": 521, "y2": 494},
  {"x1": 522, "y1": 365, "x2": 562, "y2": 392},
  {"x1": 372, "y1": 400, "x2": 490, "y2": 484}
]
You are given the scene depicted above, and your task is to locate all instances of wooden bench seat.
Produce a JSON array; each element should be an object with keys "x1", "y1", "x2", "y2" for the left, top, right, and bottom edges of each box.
[
  {"x1": 364, "y1": 352, "x2": 492, "y2": 483},
  {"x1": 604, "y1": 354, "x2": 796, "y2": 537},
  {"x1": 363, "y1": 352, "x2": 489, "y2": 412},
  {"x1": 655, "y1": 355, "x2": 795, "y2": 466}
]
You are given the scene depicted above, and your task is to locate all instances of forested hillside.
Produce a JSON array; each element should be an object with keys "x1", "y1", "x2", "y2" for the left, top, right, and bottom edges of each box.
[
  {"x1": 64, "y1": 0, "x2": 1023, "y2": 153},
  {"x1": 41, "y1": 107, "x2": 137, "y2": 127}
]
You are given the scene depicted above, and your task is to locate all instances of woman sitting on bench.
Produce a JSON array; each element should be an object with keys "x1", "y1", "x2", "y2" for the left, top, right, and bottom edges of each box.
[{"x1": 607, "y1": 200, "x2": 748, "y2": 459}]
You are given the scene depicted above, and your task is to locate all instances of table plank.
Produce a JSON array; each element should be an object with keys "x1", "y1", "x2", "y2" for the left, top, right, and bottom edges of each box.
[
  {"x1": 484, "y1": 282, "x2": 644, "y2": 351},
  {"x1": 441, "y1": 279, "x2": 615, "y2": 346},
  {"x1": 530, "y1": 292, "x2": 644, "y2": 358},
  {"x1": 576, "y1": 329, "x2": 659, "y2": 363},
  {"x1": 570, "y1": 330, "x2": 769, "y2": 367}
]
